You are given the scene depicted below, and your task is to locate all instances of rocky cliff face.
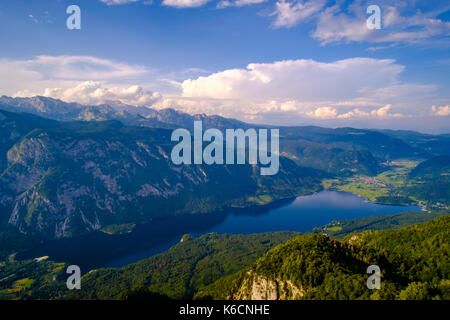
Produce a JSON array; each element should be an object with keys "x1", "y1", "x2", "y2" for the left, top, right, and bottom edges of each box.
[
  {"x1": 0, "y1": 110, "x2": 321, "y2": 239},
  {"x1": 232, "y1": 272, "x2": 304, "y2": 300},
  {"x1": 3, "y1": 97, "x2": 446, "y2": 240}
]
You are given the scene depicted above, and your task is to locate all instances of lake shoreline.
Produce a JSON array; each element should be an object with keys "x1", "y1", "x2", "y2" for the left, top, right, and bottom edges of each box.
[{"x1": 16, "y1": 190, "x2": 422, "y2": 271}]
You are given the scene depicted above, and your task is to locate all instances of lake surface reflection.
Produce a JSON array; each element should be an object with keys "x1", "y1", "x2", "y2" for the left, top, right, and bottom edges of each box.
[{"x1": 17, "y1": 191, "x2": 422, "y2": 271}]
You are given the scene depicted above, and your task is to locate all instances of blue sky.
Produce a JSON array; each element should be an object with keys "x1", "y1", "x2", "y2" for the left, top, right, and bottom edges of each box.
[{"x1": 0, "y1": 0, "x2": 449, "y2": 132}]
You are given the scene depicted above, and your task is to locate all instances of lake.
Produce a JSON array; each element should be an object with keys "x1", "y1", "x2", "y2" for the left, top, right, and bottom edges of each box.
[{"x1": 17, "y1": 191, "x2": 422, "y2": 271}]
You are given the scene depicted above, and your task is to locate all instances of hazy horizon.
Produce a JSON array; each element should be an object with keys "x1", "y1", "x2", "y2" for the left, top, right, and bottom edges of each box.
[{"x1": 1, "y1": 94, "x2": 449, "y2": 134}]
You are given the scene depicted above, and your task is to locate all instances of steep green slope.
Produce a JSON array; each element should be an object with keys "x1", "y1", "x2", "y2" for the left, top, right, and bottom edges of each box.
[
  {"x1": 1, "y1": 104, "x2": 449, "y2": 243},
  {"x1": 380, "y1": 129, "x2": 450, "y2": 157},
  {"x1": 196, "y1": 215, "x2": 449, "y2": 300},
  {"x1": 0, "y1": 227, "x2": 43, "y2": 260},
  {"x1": 280, "y1": 126, "x2": 421, "y2": 160},
  {"x1": 3, "y1": 97, "x2": 450, "y2": 176},
  {"x1": 64, "y1": 231, "x2": 298, "y2": 300},
  {"x1": 324, "y1": 156, "x2": 450, "y2": 209},
  {"x1": 409, "y1": 155, "x2": 450, "y2": 179},
  {"x1": 313, "y1": 210, "x2": 449, "y2": 238},
  {"x1": 280, "y1": 139, "x2": 379, "y2": 176},
  {"x1": 0, "y1": 257, "x2": 68, "y2": 300},
  {"x1": 406, "y1": 156, "x2": 450, "y2": 208},
  {"x1": 407, "y1": 179, "x2": 450, "y2": 207},
  {"x1": 2, "y1": 215, "x2": 448, "y2": 300},
  {"x1": 0, "y1": 108, "x2": 59, "y2": 172}
]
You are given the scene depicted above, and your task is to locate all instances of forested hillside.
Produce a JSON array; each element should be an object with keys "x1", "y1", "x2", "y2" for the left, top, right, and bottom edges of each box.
[
  {"x1": 196, "y1": 215, "x2": 449, "y2": 300},
  {"x1": 407, "y1": 155, "x2": 450, "y2": 207},
  {"x1": 1, "y1": 215, "x2": 448, "y2": 300},
  {"x1": 64, "y1": 232, "x2": 298, "y2": 300}
]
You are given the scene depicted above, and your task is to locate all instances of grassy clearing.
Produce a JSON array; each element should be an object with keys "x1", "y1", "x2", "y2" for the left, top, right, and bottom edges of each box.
[
  {"x1": 247, "y1": 194, "x2": 274, "y2": 205},
  {"x1": 100, "y1": 223, "x2": 136, "y2": 235},
  {"x1": 323, "y1": 159, "x2": 421, "y2": 203},
  {"x1": 326, "y1": 226, "x2": 342, "y2": 232},
  {"x1": 338, "y1": 183, "x2": 387, "y2": 201}
]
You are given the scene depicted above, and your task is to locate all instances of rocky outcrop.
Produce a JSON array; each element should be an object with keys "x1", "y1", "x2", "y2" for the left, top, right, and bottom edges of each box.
[{"x1": 232, "y1": 272, "x2": 304, "y2": 300}]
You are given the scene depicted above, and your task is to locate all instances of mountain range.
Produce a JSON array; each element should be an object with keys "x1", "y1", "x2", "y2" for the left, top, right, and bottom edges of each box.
[{"x1": 0, "y1": 96, "x2": 449, "y2": 240}]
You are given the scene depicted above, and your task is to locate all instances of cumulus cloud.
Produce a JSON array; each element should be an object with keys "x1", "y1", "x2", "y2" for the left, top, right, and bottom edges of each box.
[
  {"x1": 303, "y1": 105, "x2": 403, "y2": 120},
  {"x1": 337, "y1": 104, "x2": 403, "y2": 119},
  {"x1": 1, "y1": 54, "x2": 447, "y2": 129},
  {"x1": 160, "y1": 57, "x2": 449, "y2": 125},
  {"x1": 162, "y1": 0, "x2": 211, "y2": 8},
  {"x1": 181, "y1": 58, "x2": 404, "y2": 101},
  {"x1": 0, "y1": 55, "x2": 162, "y2": 107},
  {"x1": 431, "y1": 105, "x2": 450, "y2": 116},
  {"x1": 0, "y1": 55, "x2": 151, "y2": 98},
  {"x1": 306, "y1": 106, "x2": 337, "y2": 119},
  {"x1": 41, "y1": 81, "x2": 161, "y2": 106}
]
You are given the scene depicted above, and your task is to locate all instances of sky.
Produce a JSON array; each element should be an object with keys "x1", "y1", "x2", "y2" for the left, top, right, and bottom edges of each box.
[{"x1": 0, "y1": 0, "x2": 449, "y2": 132}]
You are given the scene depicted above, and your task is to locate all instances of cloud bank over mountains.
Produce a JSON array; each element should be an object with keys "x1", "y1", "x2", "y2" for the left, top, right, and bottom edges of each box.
[
  {"x1": 151, "y1": 57, "x2": 443, "y2": 125},
  {"x1": 1, "y1": 53, "x2": 446, "y2": 129},
  {"x1": 42, "y1": 81, "x2": 162, "y2": 106},
  {"x1": 1, "y1": 1, "x2": 448, "y2": 130},
  {"x1": 1, "y1": 55, "x2": 158, "y2": 106}
]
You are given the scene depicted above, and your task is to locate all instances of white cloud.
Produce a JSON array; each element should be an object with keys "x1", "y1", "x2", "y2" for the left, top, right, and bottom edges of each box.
[
  {"x1": 312, "y1": 1, "x2": 450, "y2": 45},
  {"x1": 304, "y1": 105, "x2": 401, "y2": 120},
  {"x1": 164, "y1": 57, "x2": 448, "y2": 125},
  {"x1": 267, "y1": 0, "x2": 450, "y2": 45},
  {"x1": 25, "y1": 55, "x2": 148, "y2": 81},
  {"x1": 182, "y1": 58, "x2": 404, "y2": 101},
  {"x1": 1, "y1": 54, "x2": 447, "y2": 129},
  {"x1": 218, "y1": 0, "x2": 266, "y2": 9},
  {"x1": 99, "y1": 0, "x2": 139, "y2": 5},
  {"x1": 336, "y1": 104, "x2": 403, "y2": 119},
  {"x1": 100, "y1": 0, "x2": 250, "y2": 8},
  {"x1": 162, "y1": 0, "x2": 210, "y2": 8},
  {"x1": 0, "y1": 55, "x2": 161, "y2": 107},
  {"x1": 431, "y1": 105, "x2": 450, "y2": 116},
  {"x1": 28, "y1": 14, "x2": 39, "y2": 24},
  {"x1": 271, "y1": 0, "x2": 326, "y2": 28},
  {"x1": 96, "y1": 0, "x2": 449, "y2": 46},
  {"x1": 312, "y1": 4, "x2": 371, "y2": 44},
  {"x1": 306, "y1": 106, "x2": 337, "y2": 119},
  {"x1": 0, "y1": 55, "x2": 151, "y2": 98},
  {"x1": 40, "y1": 81, "x2": 161, "y2": 106}
]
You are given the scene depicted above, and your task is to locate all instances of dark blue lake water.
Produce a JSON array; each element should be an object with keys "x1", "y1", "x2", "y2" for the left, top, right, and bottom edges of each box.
[{"x1": 18, "y1": 191, "x2": 422, "y2": 271}]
